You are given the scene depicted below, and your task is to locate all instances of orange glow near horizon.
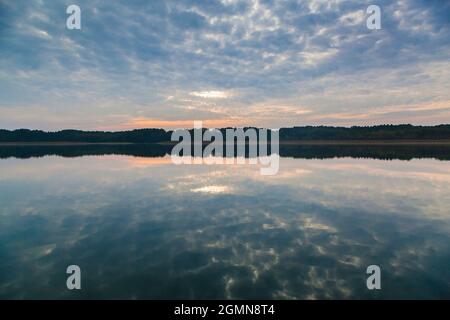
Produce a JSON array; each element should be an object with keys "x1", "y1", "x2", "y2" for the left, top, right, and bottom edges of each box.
[
  {"x1": 98, "y1": 118, "x2": 252, "y2": 131},
  {"x1": 125, "y1": 156, "x2": 173, "y2": 167},
  {"x1": 88, "y1": 100, "x2": 450, "y2": 132}
]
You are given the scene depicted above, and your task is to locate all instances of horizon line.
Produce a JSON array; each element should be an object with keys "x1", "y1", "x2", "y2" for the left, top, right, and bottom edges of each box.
[{"x1": 1, "y1": 123, "x2": 450, "y2": 133}]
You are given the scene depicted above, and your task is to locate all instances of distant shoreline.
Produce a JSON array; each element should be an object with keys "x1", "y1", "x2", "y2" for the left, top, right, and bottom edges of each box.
[
  {"x1": 2, "y1": 140, "x2": 450, "y2": 146},
  {"x1": 2, "y1": 125, "x2": 450, "y2": 144},
  {"x1": 278, "y1": 140, "x2": 450, "y2": 145},
  {"x1": 0, "y1": 142, "x2": 136, "y2": 146}
]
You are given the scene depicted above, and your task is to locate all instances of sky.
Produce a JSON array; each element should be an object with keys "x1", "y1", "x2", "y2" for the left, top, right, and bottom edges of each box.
[{"x1": 0, "y1": 0, "x2": 449, "y2": 131}]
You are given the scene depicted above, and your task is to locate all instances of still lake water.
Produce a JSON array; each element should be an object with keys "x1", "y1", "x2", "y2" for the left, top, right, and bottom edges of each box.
[{"x1": 0, "y1": 146, "x2": 449, "y2": 299}]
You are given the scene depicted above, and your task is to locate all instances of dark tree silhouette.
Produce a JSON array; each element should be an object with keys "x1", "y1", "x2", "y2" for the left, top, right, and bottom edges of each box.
[{"x1": 1, "y1": 124, "x2": 450, "y2": 143}]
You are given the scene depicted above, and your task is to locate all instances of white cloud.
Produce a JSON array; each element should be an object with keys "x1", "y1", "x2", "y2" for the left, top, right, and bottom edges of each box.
[
  {"x1": 190, "y1": 91, "x2": 233, "y2": 99},
  {"x1": 339, "y1": 10, "x2": 365, "y2": 26}
]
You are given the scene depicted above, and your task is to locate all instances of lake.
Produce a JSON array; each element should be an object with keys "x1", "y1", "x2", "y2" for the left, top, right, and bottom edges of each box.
[{"x1": 0, "y1": 145, "x2": 449, "y2": 299}]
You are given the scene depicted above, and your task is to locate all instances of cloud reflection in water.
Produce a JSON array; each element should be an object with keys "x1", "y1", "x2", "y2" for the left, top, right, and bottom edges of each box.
[{"x1": 0, "y1": 156, "x2": 449, "y2": 299}]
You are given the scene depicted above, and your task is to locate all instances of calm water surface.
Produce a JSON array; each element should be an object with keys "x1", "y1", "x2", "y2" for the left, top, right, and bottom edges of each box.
[{"x1": 0, "y1": 152, "x2": 449, "y2": 299}]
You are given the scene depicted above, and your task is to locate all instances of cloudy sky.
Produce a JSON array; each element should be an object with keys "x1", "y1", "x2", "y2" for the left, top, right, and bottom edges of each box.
[{"x1": 0, "y1": 0, "x2": 449, "y2": 130}]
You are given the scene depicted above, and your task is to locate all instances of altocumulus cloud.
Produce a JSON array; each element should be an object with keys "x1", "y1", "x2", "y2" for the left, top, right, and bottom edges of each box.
[{"x1": 0, "y1": 0, "x2": 449, "y2": 130}]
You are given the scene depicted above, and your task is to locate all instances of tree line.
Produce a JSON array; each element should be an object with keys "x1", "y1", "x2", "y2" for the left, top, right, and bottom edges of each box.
[{"x1": 1, "y1": 124, "x2": 450, "y2": 143}]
